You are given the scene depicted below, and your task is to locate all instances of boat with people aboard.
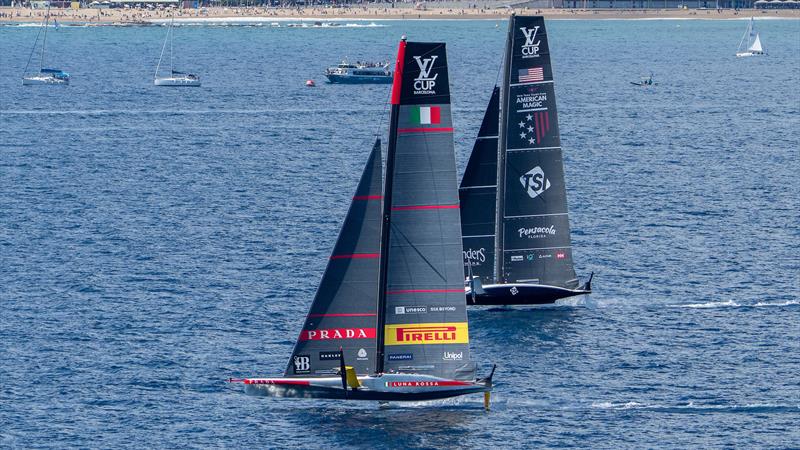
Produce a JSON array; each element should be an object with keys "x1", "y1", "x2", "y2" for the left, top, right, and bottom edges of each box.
[
  {"x1": 460, "y1": 15, "x2": 593, "y2": 306},
  {"x1": 324, "y1": 60, "x2": 393, "y2": 84},
  {"x1": 22, "y1": 7, "x2": 70, "y2": 86},
  {"x1": 231, "y1": 37, "x2": 495, "y2": 407},
  {"x1": 736, "y1": 17, "x2": 765, "y2": 57}
]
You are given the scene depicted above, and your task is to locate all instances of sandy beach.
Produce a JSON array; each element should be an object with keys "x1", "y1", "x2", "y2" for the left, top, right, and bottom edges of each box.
[{"x1": 1, "y1": 5, "x2": 798, "y2": 24}]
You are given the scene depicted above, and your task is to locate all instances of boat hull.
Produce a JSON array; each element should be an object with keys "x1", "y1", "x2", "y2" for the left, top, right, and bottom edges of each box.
[
  {"x1": 22, "y1": 76, "x2": 69, "y2": 86},
  {"x1": 234, "y1": 373, "x2": 489, "y2": 402},
  {"x1": 736, "y1": 52, "x2": 764, "y2": 58},
  {"x1": 154, "y1": 77, "x2": 201, "y2": 87},
  {"x1": 466, "y1": 282, "x2": 590, "y2": 306},
  {"x1": 325, "y1": 74, "x2": 393, "y2": 84}
]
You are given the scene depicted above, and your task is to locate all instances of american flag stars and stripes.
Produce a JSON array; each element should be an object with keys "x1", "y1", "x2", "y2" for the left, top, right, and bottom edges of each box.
[{"x1": 518, "y1": 67, "x2": 544, "y2": 83}]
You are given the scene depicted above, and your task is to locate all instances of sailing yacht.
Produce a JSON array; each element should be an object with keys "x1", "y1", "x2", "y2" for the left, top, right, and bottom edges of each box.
[
  {"x1": 230, "y1": 38, "x2": 495, "y2": 405},
  {"x1": 154, "y1": 17, "x2": 201, "y2": 87},
  {"x1": 736, "y1": 18, "x2": 765, "y2": 58},
  {"x1": 460, "y1": 15, "x2": 592, "y2": 306},
  {"x1": 22, "y1": 7, "x2": 70, "y2": 86}
]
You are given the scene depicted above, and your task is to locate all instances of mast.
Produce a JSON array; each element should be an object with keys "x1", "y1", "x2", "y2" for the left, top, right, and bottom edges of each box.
[
  {"x1": 169, "y1": 17, "x2": 174, "y2": 74},
  {"x1": 40, "y1": 7, "x2": 50, "y2": 72},
  {"x1": 375, "y1": 37, "x2": 406, "y2": 374},
  {"x1": 493, "y1": 15, "x2": 514, "y2": 284}
]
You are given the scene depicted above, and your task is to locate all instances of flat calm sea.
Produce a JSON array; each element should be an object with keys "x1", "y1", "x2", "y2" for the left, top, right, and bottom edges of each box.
[{"x1": 1, "y1": 18, "x2": 799, "y2": 448}]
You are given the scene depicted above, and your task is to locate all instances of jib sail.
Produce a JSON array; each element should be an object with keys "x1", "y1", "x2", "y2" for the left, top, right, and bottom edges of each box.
[{"x1": 284, "y1": 140, "x2": 383, "y2": 377}]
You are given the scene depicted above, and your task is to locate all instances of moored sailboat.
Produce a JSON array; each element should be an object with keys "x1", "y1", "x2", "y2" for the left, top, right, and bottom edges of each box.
[
  {"x1": 231, "y1": 38, "x2": 494, "y2": 405},
  {"x1": 154, "y1": 17, "x2": 201, "y2": 87},
  {"x1": 460, "y1": 15, "x2": 592, "y2": 306},
  {"x1": 736, "y1": 18, "x2": 765, "y2": 58},
  {"x1": 22, "y1": 7, "x2": 70, "y2": 86}
]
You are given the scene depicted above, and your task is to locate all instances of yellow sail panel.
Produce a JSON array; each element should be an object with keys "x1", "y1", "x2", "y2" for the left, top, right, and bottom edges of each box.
[{"x1": 384, "y1": 323, "x2": 468, "y2": 346}]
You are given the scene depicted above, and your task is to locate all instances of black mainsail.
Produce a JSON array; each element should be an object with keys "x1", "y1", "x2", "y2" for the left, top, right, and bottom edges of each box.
[
  {"x1": 234, "y1": 38, "x2": 492, "y2": 404},
  {"x1": 284, "y1": 140, "x2": 383, "y2": 377},
  {"x1": 461, "y1": 15, "x2": 591, "y2": 306},
  {"x1": 459, "y1": 87, "x2": 500, "y2": 284},
  {"x1": 378, "y1": 41, "x2": 476, "y2": 381}
]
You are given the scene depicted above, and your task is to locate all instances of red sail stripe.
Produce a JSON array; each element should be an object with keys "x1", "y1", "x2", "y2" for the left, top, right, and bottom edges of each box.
[
  {"x1": 352, "y1": 195, "x2": 383, "y2": 200},
  {"x1": 387, "y1": 289, "x2": 464, "y2": 294},
  {"x1": 536, "y1": 112, "x2": 542, "y2": 143},
  {"x1": 330, "y1": 253, "x2": 380, "y2": 260},
  {"x1": 397, "y1": 127, "x2": 454, "y2": 134},
  {"x1": 307, "y1": 313, "x2": 377, "y2": 318},
  {"x1": 545, "y1": 111, "x2": 550, "y2": 133},
  {"x1": 390, "y1": 40, "x2": 406, "y2": 105},
  {"x1": 391, "y1": 204, "x2": 459, "y2": 211}
]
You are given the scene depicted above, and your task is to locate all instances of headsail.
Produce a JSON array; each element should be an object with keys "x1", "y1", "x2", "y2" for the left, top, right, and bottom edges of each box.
[
  {"x1": 378, "y1": 41, "x2": 475, "y2": 380},
  {"x1": 495, "y1": 16, "x2": 579, "y2": 289},
  {"x1": 459, "y1": 87, "x2": 500, "y2": 284},
  {"x1": 750, "y1": 33, "x2": 763, "y2": 53},
  {"x1": 284, "y1": 140, "x2": 383, "y2": 378}
]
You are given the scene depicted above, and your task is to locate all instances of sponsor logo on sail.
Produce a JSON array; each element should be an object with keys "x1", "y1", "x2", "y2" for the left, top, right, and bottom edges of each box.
[
  {"x1": 510, "y1": 286, "x2": 519, "y2": 295},
  {"x1": 395, "y1": 306, "x2": 427, "y2": 315},
  {"x1": 429, "y1": 306, "x2": 458, "y2": 313},
  {"x1": 384, "y1": 323, "x2": 469, "y2": 345},
  {"x1": 557, "y1": 252, "x2": 567, "y2": 259},
  {"x1": 511, "y1": 255, "x2": 524, "y2": 262},
  {"x1": 463, "y1": 247, "x2": 486, "y2": 264},
  {"x1": 519, "y1": 26, "x2": 541, "y2": 58},
  {"x1": 516, "y1": 110, "x2": 550, "y2": 146},
  {"x1": 443, "y1": 351, "x2": 463, "y2": 361},
  {"x1": 387, "y1": 353, "x2": 414, "y2": 361},
  {"x1": 299, "y1": 328, "x2": 376, "y2": 341},
  {"x1": 518, "y1": 225, "x2": 556, "y2": 239},
  {"x1": 412, "y1": 55, "x2": 438, "y2": 95},
  {"x1": 319, "y1": 351, "x2": 342, "y2": 361},
  {"x1": 357, "y1": 348, "x2": 368, "y2": 360},
  {"x1": 520, "y1": 166, "x2": 551, "y2": 199},
  {"x1": 292, "y1": 354, "x2": 310, "y2": 374},
  {"x1": 516, "y1": 89, "x2": 547, "y2": 110}
]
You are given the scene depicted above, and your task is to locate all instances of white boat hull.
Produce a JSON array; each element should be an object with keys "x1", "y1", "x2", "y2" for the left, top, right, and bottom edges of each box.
[
  {"x1": 736, "y1": 51, "x2": 764, "y2": 58},
  {"x1": 154, "y1": 77, "x2": 201, "y2": 87},
  {"x1": 22, "y1": 76, "x2": 69, "y2": 86}
]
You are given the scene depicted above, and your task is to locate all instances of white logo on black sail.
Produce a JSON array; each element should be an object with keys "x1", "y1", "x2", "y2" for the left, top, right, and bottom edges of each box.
[
  {"x1": 413, "y1": 55, "x2": 438, "y2": 95},
  {"x1": 520, "y1": 166, "x2": 551, "y2": 199},
  {"x1": 520, "y1": 26, "x2": 541, "y2": 58}
]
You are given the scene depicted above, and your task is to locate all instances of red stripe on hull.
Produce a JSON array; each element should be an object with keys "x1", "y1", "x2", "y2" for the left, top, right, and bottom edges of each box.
[
  {"x1": 244, "y1": 379, "x2": 311, "y2": 386},
  {"x1": 397, "y1": 127, "x2": 454, "y2": 134},
  {"x1": 391, "y1": 204, "x2": 459, "y2": 211}
]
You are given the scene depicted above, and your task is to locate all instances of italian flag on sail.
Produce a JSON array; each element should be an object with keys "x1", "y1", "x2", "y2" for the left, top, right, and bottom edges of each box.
[{"x1": 410, "y1": 106, "x2": 441, "y2": 125}]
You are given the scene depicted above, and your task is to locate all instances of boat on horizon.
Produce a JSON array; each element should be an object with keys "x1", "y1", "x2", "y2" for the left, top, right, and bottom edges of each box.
[
  {"x1": 231, "y1": 38, "x2": 494, "y2": 405},
  {"x1": 325, "y1": 60, "x2": 393, "y2": 84},
  {"x1": 22, "y1": 7, "x2": 70, "y2": 86},
  {"x1": 736, "y1": 18, "x2": 765, "y2": 57},
  {"x1": 631, "y1": 73, "x2": 657, "y2": 86},
  {"x1": 154, "y1": 17, "x2": 201, "y2": 87},
  {"x1": 460, "y1": 15, "x2": 592, "y2": 306}
]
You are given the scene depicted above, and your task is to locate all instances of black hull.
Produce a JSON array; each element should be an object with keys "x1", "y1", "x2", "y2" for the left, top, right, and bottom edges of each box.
[
  {"x1": 467, "y1": 282, "x2": 590, "y2": 306},
  {"x1": 244, "y1": 383, "x2": 488, "y2": 402}
]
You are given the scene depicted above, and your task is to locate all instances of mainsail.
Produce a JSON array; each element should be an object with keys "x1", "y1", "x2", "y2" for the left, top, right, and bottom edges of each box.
[
  {"x1": 459, "y1": 87, "x2": 500, "y2": 283},
  {"x1": 750, "y1": 33, "x2": 763, "y2": 53},
  {"x1": 494, "y1": 16, "x2": 579, "y2": 289},
  {"x1": 284, "y1": 140, "x2": 383, "y2": 377},
  {"x1": 377, "y1": 41, "x2": 475, "y2": 380}
]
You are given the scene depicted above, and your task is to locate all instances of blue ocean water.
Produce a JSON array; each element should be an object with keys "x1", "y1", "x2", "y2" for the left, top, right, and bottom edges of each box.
[{"x1": 1, "y1": 17, "x2": 799, "y2": 448}]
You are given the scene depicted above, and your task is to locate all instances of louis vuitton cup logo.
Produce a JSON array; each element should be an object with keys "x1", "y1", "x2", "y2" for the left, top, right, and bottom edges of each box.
[
  {"x1": 520, "y1": 166, "x2": 551, "y2": 199},
  {"x1": 520, "y1": 26, "x2": 541, "y2": 58},
  {"x1": 413, "y1": 55, "x2": 438, "y2": 95}
]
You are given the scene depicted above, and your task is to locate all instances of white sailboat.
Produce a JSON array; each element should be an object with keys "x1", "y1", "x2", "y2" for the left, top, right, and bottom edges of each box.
[
  {"x1": 736, "y1": 18, "x2": 765, "y2": 58},
  {"x1": 22, "y1": 7, "x2": 70, "y2": 86},
  {"x1": 154, "y1": 17, "x2": 201, "y2": 87}
]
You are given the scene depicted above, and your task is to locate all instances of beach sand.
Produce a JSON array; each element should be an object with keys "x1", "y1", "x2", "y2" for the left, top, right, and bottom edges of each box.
[{"x1": 1, "y1": 5, "x2": 799, "y2": 24}]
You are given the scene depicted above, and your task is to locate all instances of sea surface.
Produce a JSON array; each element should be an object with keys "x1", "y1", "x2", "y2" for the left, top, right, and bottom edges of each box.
[{"x1": 1, "y1": 17, "x2": 799, "y2": 449}]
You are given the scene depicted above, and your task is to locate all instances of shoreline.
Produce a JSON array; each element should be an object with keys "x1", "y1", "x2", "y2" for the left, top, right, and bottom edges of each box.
[{"x1": 1, "y1": 6, "x2": 799, "y2": 24}]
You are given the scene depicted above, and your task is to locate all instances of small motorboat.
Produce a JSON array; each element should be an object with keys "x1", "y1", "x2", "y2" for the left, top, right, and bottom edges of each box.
[
  {"x1": 631, "y1": 74, "x2": 657, "y2": 86},
  {"x1": 305, "y1": 79, "x2": 316, "y2": 87}
]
